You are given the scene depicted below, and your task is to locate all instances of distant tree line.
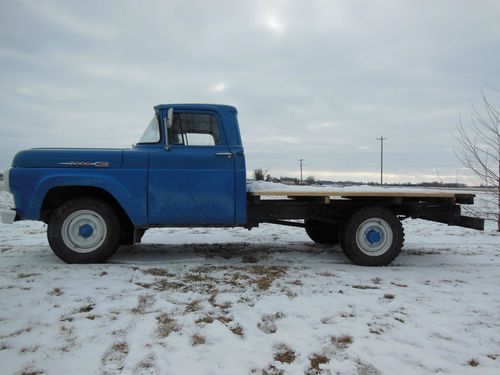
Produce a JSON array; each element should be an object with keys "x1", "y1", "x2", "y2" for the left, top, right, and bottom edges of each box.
[
  {"x1": 253, "y1": 169, "x2": 318, "y2": 185},
  {"x1": 252, "y1": 170, "x2": 475, "y2": 188}
]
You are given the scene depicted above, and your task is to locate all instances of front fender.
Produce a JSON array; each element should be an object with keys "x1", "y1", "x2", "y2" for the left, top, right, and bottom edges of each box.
[{"x1": 10, "y1": 168, "x2": 148, "y2": 225}]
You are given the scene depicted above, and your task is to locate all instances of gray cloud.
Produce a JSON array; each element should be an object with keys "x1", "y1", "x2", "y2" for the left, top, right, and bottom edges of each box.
[{"x1": 1, "y1": 0, "x2": 499, "y2": 183}]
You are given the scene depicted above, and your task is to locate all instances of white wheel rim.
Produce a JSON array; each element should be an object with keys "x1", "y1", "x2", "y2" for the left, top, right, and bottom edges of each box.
[
  {"x1": 61, "y1": 209, "x2": 107, "y2": 253},
  {"x1": 355, "y1": 218, "x2": 393, "y2": 256}
]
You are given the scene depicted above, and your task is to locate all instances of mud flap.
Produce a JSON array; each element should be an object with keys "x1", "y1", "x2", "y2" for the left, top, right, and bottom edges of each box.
[{"x1": 453, "y1": 216, "x2": 484, "y2": 230}]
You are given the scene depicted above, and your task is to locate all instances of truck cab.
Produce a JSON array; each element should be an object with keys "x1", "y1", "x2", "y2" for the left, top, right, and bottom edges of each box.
[
  {"x1": 4, "y1": 104, "x2": 247, "y2": 263},
  {"x1": 140, "y1": 104, "x2": 247, "y2": 226}
]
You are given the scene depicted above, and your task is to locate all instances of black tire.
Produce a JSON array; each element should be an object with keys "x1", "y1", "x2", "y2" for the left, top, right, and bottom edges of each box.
[
  {"x1": 47, "y1": 197, "x2": 122, "y2": 263},
  {"x1": 340, "y1": 207, "x2": 404, "y2": 266},
  {"x1": 305, "y1": 219, "x2": 340, "y2": 245}
]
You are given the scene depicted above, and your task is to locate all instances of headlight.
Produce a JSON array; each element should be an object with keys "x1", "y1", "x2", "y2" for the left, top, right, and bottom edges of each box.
[{"x1": 3, "y1": 168, "x2": 10, "y2": 193}]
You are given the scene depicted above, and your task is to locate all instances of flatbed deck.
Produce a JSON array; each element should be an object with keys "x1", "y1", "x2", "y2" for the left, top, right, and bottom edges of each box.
[
  {"x1": 248, "y1": 189, "x2": 476, "y2": 204},
  {"x1": 246, "y1": 186, "x2": 483, "y2": 231}
]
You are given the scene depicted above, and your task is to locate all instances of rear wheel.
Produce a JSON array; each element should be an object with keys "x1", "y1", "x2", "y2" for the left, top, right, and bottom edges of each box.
[
  {"x1": 340, "y1": 207, "x2": 404, "y2": 266},
  {"x1": 47, "y1": 197, "x2": 122, "y2": 263},
  {"x1": 305, "y1": 219, "x2": 340, "y2": 245}
]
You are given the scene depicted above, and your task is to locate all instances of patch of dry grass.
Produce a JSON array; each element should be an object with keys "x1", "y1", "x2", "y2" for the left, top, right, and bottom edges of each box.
[
  {"x1": 142, "y1": 268, "x2": 174, "y2": 277},
  {"x1": 208, "y1": 290, "x2": 218, "y2": 306},
  {"x1": 191, "y1": 334, "x2": 206, "y2": 346},
  {"x1": 231, "y1": 325, "x2": 244, "y2": 337},
  {"x1": 0, "y1": 325, "x2": 33, "y2": 339},
  {"x1": 257, "y1": 312, "x2": 285, "y2": 334},
  {"x1": 309, "y1": 353, "x2": 330, "y2": 371},
  {"x1": 17, "y1": 273, "x2": 40, "y2": 279},
  {"x1": 217, "y1": 315, "x2": 233, "y2": 324},
  {"x1": 136, "y1": 280, "x2": 185, "y2": 292},
  {"x1": 131, "y1": 294, "x2": 151, "y2": 314},
  {"x1": 351, "y1": 285, "x2": 380, "y2": 290},
  {"x1": 390, "y1": 282, "x2": 408, "y2": 288},
  {"x1": 112, "y1": 342, "x2": 129, "y2": 354},
  {"x1": 273, "y1": 343, "x2": 296, "y2": 364},
  {"x1": 183, "y1": 272, "x2": 215, "y2": 283},
  {"x1": 76, "y1": 303, "x2": 95, "y2": 313},
  {"x1": 250, "y1": 266, "x2": 287, "y2": 290},
  {"x1": 317, "y1": 271, "x2": 334, "y2": 277},
  {"x1": 185, "y1": 299, "x2": 202, "y2": 313},
  {"x1": 331, "y1": 335, "x2": 353, "y2": 349},
  {"x1": 48, "y1": 287, "x2": 63, "y2": 296},
  {"x1": 17, "y1": 370, "x2": 44, "y2": 375},
  {"x1": 259, "y1": 365, "x2": 285, "y2": 375},
  {"x1": 195, "y1": 315, "x2": 214, "y2": 325},
  {"x1": 340, "y1": 312, "x2": 355, "y2": 318},
  {"x1": 227, "y1": 272, "x2": 251, "y2": 287},
  {"x1": 156, "y1": 313, "x2": 180, "y2": 338},
  {"x1": 19, "y1": 345, "x2": 40, "y2": 354},
  {"x1": 467, "y1": 359, "x2": 479, "y2": 367}
]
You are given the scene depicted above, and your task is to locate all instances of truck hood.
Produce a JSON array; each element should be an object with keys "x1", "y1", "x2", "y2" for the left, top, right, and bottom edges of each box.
[{"x1": 12, "y1": 148, "x2": 123, "y2": 168}]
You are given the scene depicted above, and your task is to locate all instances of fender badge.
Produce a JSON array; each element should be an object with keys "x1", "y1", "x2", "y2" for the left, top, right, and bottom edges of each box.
[{"x1": 59, "y1": 161, "x2": 110, "y2": 167}]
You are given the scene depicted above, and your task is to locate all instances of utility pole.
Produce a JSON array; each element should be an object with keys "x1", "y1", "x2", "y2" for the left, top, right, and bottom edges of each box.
[
  {"x1": 376, "y1": 137, "x2": 387, "y2": 185},
  {"x1": 298, "y1": 159, "x2": 304, "y2": 184}
]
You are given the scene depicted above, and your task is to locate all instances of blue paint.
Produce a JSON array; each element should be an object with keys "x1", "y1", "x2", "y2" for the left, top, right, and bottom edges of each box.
[
  {"x1": 79, "y1": 224, "x2": 93, "y2": 238},
  {"x1": 9, "y1": 150, "x2": 149, "y2": 225},
  {"x1": 366, "y1": 229, "x2": 381, "y2": 244},
  {"x1": 8, "y1": 104, "x2": 247, "y2": 228}
]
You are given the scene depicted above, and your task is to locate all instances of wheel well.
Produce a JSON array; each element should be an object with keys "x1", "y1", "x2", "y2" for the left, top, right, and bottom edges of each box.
[{"x1": 40, "y1": 186, "x2": 134, "y2": 232}]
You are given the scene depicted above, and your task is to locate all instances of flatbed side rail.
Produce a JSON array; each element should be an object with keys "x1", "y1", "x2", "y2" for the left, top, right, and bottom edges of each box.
[{"x1": 247, "y1": 197, "x2": 485, "y2": 231}]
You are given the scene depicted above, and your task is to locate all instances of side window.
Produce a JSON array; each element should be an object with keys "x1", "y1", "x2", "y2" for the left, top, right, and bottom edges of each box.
[{"x1": 169, "y1": 113, "x2": 221, "y2": 146}]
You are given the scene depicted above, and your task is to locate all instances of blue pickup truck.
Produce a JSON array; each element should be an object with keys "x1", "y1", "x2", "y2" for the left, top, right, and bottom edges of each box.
[{"x1": 2, "y1": 104, "x2": 484, "y2": 266}]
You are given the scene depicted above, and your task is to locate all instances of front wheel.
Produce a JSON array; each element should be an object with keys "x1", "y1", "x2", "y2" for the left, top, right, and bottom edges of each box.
[
  {"x1": 47, "y1": 197, "x2": 122, "y2": 263},
  {"x1": 340, "y1": 207, "x2": 404, "y2": 266}
]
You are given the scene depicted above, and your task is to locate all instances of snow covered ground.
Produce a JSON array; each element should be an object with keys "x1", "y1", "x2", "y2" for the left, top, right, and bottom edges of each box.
[{"x1": 0, "y1": 186, "x2": 499, "y2": 374}]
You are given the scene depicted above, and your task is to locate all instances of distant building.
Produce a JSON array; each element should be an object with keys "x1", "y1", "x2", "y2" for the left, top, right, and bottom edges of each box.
[{"x1": 0, "y1": 172, "x2": 3, "y2": 181}]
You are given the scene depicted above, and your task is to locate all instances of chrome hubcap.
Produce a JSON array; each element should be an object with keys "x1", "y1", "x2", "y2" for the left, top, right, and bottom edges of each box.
[
  {"x1": 355, "y1": 218, "x2": 393, "y2": 256},
  {"x1": 61, "y1": 210, "x2": 107, "y2": 253}
]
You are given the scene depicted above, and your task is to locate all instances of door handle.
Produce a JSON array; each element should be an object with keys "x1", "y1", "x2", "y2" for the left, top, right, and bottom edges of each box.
[{"x1": 215, "y1": 152, "x2": 233, "y2": 159}]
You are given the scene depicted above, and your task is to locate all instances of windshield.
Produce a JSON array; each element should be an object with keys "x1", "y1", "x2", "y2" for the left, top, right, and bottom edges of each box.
[{"x1": 138, "y1": 115, "x2": 160, "y2": 143}]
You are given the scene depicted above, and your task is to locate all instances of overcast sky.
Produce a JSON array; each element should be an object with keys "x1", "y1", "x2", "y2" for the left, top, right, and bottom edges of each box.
[{"x1": 1, "y1": 0, "x2": 499, "y2": 183}]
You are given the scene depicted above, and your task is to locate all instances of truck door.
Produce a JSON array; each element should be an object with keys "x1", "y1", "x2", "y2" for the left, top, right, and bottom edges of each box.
[{"x1": 147, "y1": 110, "x2": 235, "y2": 225}]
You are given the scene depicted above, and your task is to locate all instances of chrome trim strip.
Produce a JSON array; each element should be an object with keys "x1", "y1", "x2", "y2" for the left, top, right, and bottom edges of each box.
[{"x1": 58, "y1": 161, "x2": 110, "y2": 167}]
